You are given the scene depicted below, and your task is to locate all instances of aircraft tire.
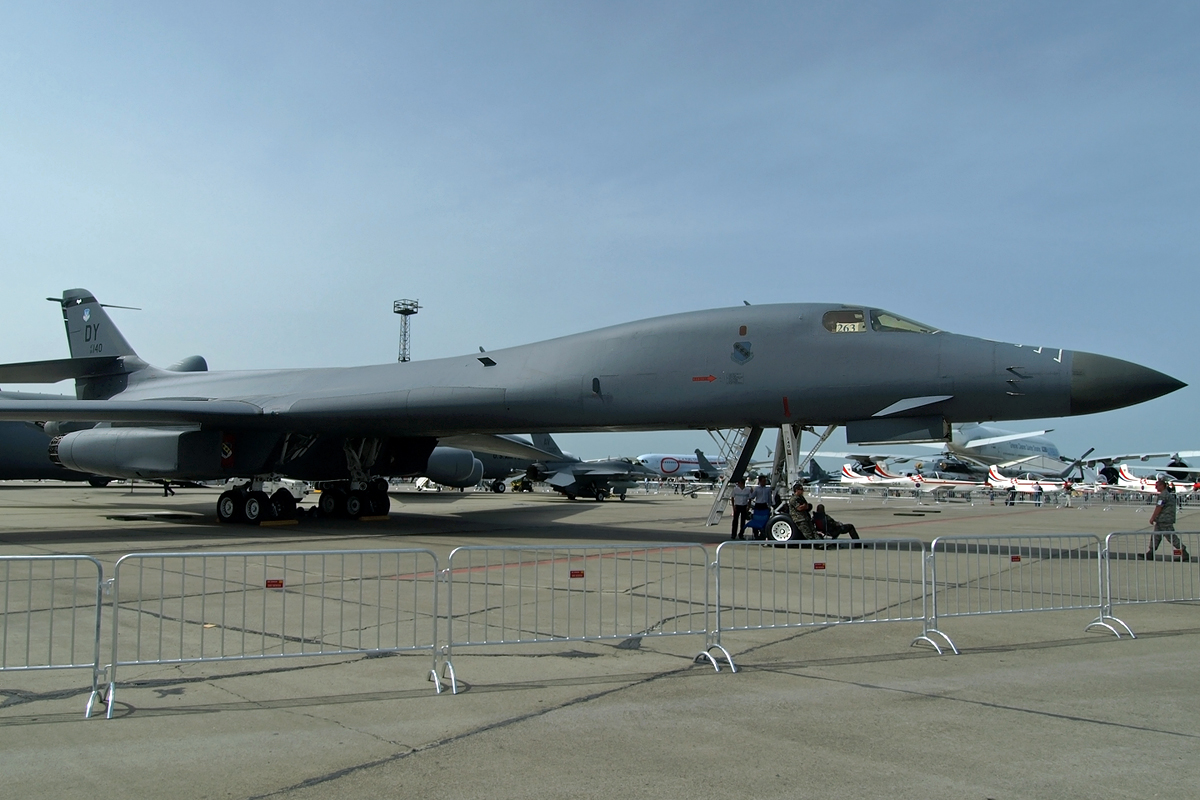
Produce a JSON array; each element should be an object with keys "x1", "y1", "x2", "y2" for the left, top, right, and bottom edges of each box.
[
  {"x1": 566, "y1": 492, "x2": 577, "y2": 501},
  {"x1": 618, "y1": 492, "x2": 626, "y2": 501},
  {"x1": 492, "y1": 480, "x2": 506, "y2": 493},
  {"x1": 594, "y1": 490, "x2": 605, "y2": 501},
  {"x1": 344, "y1": 491, "x2": 365, "y2": 519},
  {"x1": 767, "y1": 515, "x2": 797, "y2": 542},
  {"x1": 87, "y1": 476, "x2": 112, "y2": 488},
  {"x1": 318, "y1": 489, "x2": 343, "y2": 517},
  {"x1": 217, "y1": 491, "x2": 243, "y2": 524},
  {"x1": 243, "y1": 491, "x2": 271, "y2": 525}
]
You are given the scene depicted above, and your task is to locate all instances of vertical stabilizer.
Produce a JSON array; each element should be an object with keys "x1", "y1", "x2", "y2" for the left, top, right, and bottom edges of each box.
[
  {"x1": 694, "y1": 449, "x2": 718, "y2": 477},
  {"x1": 531, "y1": 433, "x2": 565, "y2": 458},
  {"x1": 59, "y1": 289, "x2": 137, "y2": 359}
]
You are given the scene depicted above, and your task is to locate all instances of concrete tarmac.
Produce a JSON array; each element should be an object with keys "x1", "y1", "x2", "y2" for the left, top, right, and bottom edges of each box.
[{"x1": 1, "y1": 482, "x2": 1197, "y2": 799}]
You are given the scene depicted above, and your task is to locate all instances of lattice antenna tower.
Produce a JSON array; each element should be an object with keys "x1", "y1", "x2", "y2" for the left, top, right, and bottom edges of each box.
[{"x1": 393, "y1": 299, "x2": 420, "y2": 362}]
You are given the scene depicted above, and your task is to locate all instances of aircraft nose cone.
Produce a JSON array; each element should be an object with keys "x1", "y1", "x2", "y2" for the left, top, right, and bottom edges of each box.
[{"x1": 1070, "y1": 352, "x2": 1186, "y2": 415}]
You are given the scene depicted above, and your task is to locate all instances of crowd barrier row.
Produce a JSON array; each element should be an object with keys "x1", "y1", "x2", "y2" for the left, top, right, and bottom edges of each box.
[{"x1": 1, "y1": 532, "x2": 1196, "y2": 718}]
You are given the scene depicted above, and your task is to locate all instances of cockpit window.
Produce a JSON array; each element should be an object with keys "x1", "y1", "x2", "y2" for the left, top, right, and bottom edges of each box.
[
  {"x1": 869, "y1": 310, "x2": 938, "y2": 333},
  {"x1": 822, "y1": 309, "x2": 867, "y2": 333}
]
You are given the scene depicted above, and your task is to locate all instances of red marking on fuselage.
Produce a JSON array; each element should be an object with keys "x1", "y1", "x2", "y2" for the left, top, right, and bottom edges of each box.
[
  {"x1": 692, "y1": 375, "x2": 717, "y2": 382},
  {"x1": 782, "y1": 396, "x2": 791, "y2": 417}
]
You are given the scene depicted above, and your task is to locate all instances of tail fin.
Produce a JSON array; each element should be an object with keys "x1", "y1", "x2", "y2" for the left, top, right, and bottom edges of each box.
[
  {"x1": 531, "y1": 433, "x2": 565, "y2": 458},
  {"x1": 58, "y1": 289, "x2": 137, "y2": 359},
  {"x1": 807, "y1": 460, "x2": 832, "y2": 483},
  {"x1": 694, "y1": 449, "x2": 718, "y2": 477},
  {"x1": 0, "y1": 289, "x2": 140, "y2": 392}
]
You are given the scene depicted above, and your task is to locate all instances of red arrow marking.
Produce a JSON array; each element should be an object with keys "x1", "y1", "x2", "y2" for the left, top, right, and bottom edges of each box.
[{"x1": 692, "y1": 375, "x2": 717, "y2": 382}]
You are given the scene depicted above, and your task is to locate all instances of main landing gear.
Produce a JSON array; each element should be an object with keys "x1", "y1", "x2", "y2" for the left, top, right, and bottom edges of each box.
[
  {"x1": 314, "y1": 478, "x2": 391, "y2": 519},
  {"x1": 216, "y1": 484, "x2": 299, "y2": 525}
]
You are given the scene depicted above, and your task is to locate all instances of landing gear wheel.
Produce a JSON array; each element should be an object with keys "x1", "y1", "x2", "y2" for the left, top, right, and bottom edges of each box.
[
  {"x1": 87, "y1": 477, "x2": 112, "y2": 488},
  {"x1": 368, "y1": 477, "x2": 390, "y2": 495},
  {"x1": 492, "y1": 479, "x2": 506, "y2": 493},
  {"x1": 618, "y1": 492, "x2": 627, "y2": 501},
  {"x1": 344, "y1": 491, "x2": 365, "y2": 519},
  {"x1": 217, "y1": 491, "x2": 243, "y2": 524},
  {"x1": 318, "y1": 489, "x2": 344, "y2": 517},
  {"x1": 270, "y1": 489, "x2": 297, "y2": 520},
  {"x1": 767, "y1": 515, "x2": 797, "y2": 542},
  {"x1": 566, "y1": 492, "x2": 577, "y2": 501},
  {"x1": 594, "y1": 490, "x2": 606, "y2": 502},
  {"x1": 243, "y1": 491, "x2": 272, "y2": 525}
]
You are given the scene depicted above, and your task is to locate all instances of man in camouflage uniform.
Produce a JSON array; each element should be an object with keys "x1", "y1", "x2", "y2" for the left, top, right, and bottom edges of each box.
[
  {"x1": 1145, "y1": 477, "x2": 1190, "y2": 561},
  {"x1": 787, "y1": 483, "x2": 819, "y2": 540}
]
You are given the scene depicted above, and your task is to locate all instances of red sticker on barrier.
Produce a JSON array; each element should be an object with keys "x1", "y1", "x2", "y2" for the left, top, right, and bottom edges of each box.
[
  {"x1": 265, "y1": 579, "x2": 284, "y2": 589},
  {"x1": 813, "y1": 562, "x2": 826, "y2": 570},
  {"x1": 1174, "y1": 549, "x2": 1184, "y2": 557},
  {"x1": 1010, "y1": 555, "x2": 1021, "y2": 563},
  {"x1": 569, "y1": 570, "x2": 585, "y2": 579}
]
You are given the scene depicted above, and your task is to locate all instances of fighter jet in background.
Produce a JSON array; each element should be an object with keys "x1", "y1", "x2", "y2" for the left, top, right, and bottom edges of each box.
[
  {"x1": 521, "y1": 434, "x2": 658, "y2": 501},
  {"x1": 0, "y1": 290, "x2": 1185, "y2": 524}
]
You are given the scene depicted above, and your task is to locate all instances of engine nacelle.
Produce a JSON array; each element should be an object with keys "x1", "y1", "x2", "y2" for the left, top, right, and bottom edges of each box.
[
  {"x1": 50, "y1": 427, "x2": 221, "y2": 480},
  {"x1": 424, "y1": 447, "x2": 484, "y2": 488}
]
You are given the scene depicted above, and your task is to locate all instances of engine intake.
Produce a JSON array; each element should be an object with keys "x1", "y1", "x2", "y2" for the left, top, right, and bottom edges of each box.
[{"x1": 424, "y1": 447, "x2": 483, "y2": 488}]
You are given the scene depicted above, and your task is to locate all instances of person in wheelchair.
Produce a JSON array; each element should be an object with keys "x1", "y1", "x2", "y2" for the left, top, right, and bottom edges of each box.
[{"x1": 812, "y1": 503, "x2": 860, "y2": 540}]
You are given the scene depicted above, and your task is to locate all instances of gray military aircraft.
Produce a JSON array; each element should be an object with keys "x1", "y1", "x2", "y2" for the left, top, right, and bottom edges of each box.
[
  {"x1": 451, "y1": 432, "x2": 657, "y2": 500},
  {"x1": 521, "y1": 433, "x2": 658, "y2": 501},
  {"x1": 0, "y1": 290, "x2": 1185, "y2": 524}
]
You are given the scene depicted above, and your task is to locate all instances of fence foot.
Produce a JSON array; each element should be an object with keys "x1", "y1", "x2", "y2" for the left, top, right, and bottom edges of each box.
[
  {"x1": 911, "y1": 628, "x2": 958, "y2": 655},
  {"x1": 440, "y1": 660, "x2": 459, "y2": 695},
  {"x1": 84, "y1": 689, "x2": 102, "y2": 719},
  {"x1": 695, "y1": 644, "x2": 736, "y2": 673},
  {"x1": 1087, "y1": 614, "x2": 1135, "y2": 639},
  {"x1": 104, "y1": 683, "x2": 117, "y2": 719}
]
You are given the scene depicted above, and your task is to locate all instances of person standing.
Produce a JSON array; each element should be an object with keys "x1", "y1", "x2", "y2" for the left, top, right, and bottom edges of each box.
[
  {"x1": 729, "y1": 477, "x2": 752, "y2": 540},
  {"x1": 1145, "y1": 477, "x2": 1190, "y2": 560},
  {"x1": 750, "y1": 475, "x2": 772, "y2": 513}
]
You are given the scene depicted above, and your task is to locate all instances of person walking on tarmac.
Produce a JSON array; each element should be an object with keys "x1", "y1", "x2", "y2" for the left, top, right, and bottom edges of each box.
[
  {"x1": 729, "y1": 477, "x2": 752, "y2": 540},
  {"x1": 1144, "y1": 477, "x2": 1190, "y2": 560}
]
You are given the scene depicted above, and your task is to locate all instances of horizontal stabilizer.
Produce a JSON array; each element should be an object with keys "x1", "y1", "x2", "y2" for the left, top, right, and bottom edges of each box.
[
  {"x1": 546, "y1": 472, "x2": 576, "y2": 488},
  {"x1": 0, "y1": 357, "x2": 124, "y2": 384}
]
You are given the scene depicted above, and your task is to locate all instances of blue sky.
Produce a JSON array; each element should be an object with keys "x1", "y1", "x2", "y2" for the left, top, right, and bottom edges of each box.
[{"x1": 1, "y1": 2, "x2": 1196, "y2": 463}]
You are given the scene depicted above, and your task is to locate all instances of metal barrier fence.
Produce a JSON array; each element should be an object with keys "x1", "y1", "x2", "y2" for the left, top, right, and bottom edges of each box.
[
  {"x1": 1101, "y1": 531, "x2": 1199, "y2": 637},
  {"x1": 705, "y1": 539, "x2": 928, "y2": 669},
  {"x1": 440, "y1": 544, "x2": 714, "y2": 693},
  {"x1": 916, "y1": 534, "x2": 1121, "y2": 654},
  {"x1": 106, "y1": 549, "x2": 441, "y2": 717},
  {"x1": 0, "y1": 555, "x2": 105, "y2": 718}
]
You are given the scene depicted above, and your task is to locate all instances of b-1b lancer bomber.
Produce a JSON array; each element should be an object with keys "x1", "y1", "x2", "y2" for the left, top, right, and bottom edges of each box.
[{"x1": 0, "y1": 291, "x2": 1185, "y2": 524}]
